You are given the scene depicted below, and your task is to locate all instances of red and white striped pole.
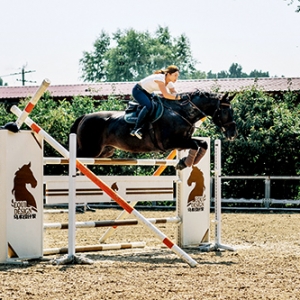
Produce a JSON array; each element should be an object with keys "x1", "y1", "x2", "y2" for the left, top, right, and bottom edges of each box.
[
  {"x1": 10, "y1": 105, "x2": 198, "y2": 267},
  {"x1": 15, "y1": 79, "x2": 51, "y2": 129},
  {"x1": 99, "y1": 149, "x2": 177, "y2": 243},
  {"x1": 1, "y1": 79, "x2": 50, "y2": 132}
]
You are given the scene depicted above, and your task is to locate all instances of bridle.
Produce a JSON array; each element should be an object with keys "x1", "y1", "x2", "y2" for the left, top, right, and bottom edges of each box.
[
  {"x1": 172, "y1": 91, "x2": 236, "y2": 132},
  {"x1": 212, "y1": 102, "x2": 236, "y2": 132}
]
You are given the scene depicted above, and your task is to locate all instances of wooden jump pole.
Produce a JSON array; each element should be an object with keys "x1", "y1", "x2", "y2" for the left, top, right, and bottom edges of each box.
[
  {"x1": 99, "y1": 149, "x2": 177, "y2": 243},
  {"x1": 1, "y1": 79, "x2": 50, "y2": 132},
  {"x1": 43, "y1": 242, "x2": 146, "y2": 256},
  {"x1": 11, "y1": 105, "x2": 198, "y2": 267},
  {"x1": 44, "y1": 216, "x2": 181, "y2": 230},
  {"x1": 43, "y1": 157, "x2": 179, "y2": 166}
]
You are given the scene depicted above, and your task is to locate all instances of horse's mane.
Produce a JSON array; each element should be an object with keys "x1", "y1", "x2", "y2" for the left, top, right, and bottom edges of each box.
[{"x1": 160, "y1": 89, "x2": 220, "y2": 102}]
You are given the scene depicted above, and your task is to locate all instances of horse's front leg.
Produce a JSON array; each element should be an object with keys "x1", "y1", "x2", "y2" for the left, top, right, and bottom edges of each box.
[{"x1": 176, "y1": 139, "x2": 208, "y2": 170}]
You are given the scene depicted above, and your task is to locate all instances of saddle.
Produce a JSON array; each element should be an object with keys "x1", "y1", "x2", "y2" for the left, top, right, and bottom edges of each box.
[{"x1": 124, "y1": 97, "x2": 164, "y2": 124}]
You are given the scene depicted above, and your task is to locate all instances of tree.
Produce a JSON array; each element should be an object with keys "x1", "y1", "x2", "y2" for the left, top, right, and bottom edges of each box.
[
  {"x1": 80, "y1": 26, "x2": 205, "y2": 82},
  {"x1": 195, "y1": 88, "x2": 300, "y2": 200},
  {"x1": 207, "y1": 63, "x2": 270, "y2": 79},
  {"x1": 285, "y1": 0, "x2": 300, "y2": 12},
  {"x1": 249, "y1": 70, "x2": 269, "y2": 78},
  {"x1": 79, "y1": 31, "x2": 110, "y2": 82},
  {"x1": 228, "y1": 63, "x2": 247, "y2": 78}
]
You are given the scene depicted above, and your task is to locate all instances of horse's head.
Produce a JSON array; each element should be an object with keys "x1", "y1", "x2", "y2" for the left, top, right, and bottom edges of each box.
[
  {"x1": 212, "y1": 93, "x2": 238, "y2": 141},
  {"x1": 183, "y1": 91, "x2": 238, "y2": 141}
]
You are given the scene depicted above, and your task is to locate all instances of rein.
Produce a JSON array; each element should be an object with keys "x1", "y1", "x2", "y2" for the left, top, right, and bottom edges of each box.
[{"x1": 162, "y1": 91, "x2": 235, "y2": 133}]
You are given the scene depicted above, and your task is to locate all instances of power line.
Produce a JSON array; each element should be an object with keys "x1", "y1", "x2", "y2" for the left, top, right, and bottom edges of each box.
[{"x1": 0, "y1": 66, "x2": 36, "y2": 85}]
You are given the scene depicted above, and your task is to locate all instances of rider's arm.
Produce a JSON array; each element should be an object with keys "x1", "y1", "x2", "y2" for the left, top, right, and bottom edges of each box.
[
  {"x1": 155, "y1": 81, "x2": 180, "y2": 100},
  {"x1": 169, "y1": 86, "x2": 178, "y2": 95}
]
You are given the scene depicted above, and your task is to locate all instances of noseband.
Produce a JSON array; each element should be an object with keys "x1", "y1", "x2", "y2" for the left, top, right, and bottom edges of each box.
[
  {"x1": 182, "y1": 92, "x2": 236, "y2": 131},
  {"x1": 212, "y1": 102, "x2": 236, "y2": 132}
]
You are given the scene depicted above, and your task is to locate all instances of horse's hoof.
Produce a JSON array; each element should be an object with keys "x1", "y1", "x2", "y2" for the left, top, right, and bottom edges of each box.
[{"x1": 175, "y1": 159, "x2": 187, "y2": 170}]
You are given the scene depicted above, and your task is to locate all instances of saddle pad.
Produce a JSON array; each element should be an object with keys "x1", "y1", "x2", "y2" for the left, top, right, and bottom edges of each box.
[{"x1": 124, "y1": 99, "x2": 164, "y2": 124}]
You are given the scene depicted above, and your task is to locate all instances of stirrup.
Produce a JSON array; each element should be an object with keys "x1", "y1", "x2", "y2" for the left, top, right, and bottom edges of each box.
[
  {"x1": 130, "y1": 129, "x2": 136, "y2": 136},
  {"x1": 134, "y1": 129, "x2": 143, "y2": 139}
]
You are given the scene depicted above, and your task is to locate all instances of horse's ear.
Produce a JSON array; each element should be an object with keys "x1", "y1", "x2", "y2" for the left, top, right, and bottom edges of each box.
[
  {"x1": 28, "y1": 162, "x2": 31, "y2": 167},
  {"x1": 221, "y1": 92, "x2": 235, "y2": 102},
  {"x1": 220, "y1": 93, "x2": 228, "y2": 101}
]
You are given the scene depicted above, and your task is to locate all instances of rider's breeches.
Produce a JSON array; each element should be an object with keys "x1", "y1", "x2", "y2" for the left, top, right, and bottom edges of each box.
[{"x1": 132, "y1": 84, "x2": 153, "y2": 111}]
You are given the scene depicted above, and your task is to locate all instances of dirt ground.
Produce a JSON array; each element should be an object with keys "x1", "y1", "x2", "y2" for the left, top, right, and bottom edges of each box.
[{"x1": 1, "y1": 209, "x2": 300, "y2": 300}]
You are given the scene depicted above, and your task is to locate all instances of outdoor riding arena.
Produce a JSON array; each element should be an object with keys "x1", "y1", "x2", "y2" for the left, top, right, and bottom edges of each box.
[
  {"x1": 0, "y1": 210, "x2": 299, "y2": 299},
  {"x1": 1, "y1": 80, "x2": 300, "y2": 300}
]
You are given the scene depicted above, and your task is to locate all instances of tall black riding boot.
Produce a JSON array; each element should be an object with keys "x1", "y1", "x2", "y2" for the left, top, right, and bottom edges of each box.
[{"x1": 130, "y1": 106, "x2": 149, "y2": 139}]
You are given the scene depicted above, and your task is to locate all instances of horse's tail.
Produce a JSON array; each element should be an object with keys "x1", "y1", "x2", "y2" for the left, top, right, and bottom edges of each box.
[{"x1": 70, "y1": 115, "x2": 85, "y2": 134}]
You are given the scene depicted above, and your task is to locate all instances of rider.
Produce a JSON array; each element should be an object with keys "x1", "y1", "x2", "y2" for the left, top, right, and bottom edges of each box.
[{"x1": 130, "y1": 65, "x2": 189, "y2": 139}]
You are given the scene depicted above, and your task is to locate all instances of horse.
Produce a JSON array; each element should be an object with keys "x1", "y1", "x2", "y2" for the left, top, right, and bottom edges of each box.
[
  {"x1": 70, "y1": 90, "x2": 238, "y2": 170},
  {"x1": 11, "y1": 162, "x2": 38, "y2": 211}
]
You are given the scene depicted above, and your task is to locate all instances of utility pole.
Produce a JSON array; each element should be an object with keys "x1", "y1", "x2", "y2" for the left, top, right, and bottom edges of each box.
[{"x1": 0, "y1": 65, "x2": 36, "y2": 85}]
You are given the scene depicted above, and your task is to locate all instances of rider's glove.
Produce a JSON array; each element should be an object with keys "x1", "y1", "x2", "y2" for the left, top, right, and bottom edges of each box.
[{"x1": 180, "y1": 94, "x2": 189, "y2": 101}]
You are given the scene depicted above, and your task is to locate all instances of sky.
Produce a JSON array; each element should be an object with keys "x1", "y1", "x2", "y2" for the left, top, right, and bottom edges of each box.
[{"x1": 1, "y1": 0, "x2": 300, "y2": 86}]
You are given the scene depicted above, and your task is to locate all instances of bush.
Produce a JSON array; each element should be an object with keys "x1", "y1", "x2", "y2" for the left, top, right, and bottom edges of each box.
[
  {"x1": 1, "y1": 88, "x2": 299, "y2": 199},
  {"x1": 195, "y1": 88, "x2": 300, "y2": 200}
]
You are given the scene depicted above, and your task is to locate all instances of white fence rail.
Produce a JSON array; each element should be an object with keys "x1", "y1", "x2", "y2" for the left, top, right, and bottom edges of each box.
[{"x1": 211, "y1": 175, "x2": 300, "y2": 210}]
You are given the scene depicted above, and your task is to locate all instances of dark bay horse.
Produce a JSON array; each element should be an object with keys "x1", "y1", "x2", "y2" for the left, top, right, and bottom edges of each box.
[{"x1": 70, "y1": 91, "x2": 237, "y2": 170}]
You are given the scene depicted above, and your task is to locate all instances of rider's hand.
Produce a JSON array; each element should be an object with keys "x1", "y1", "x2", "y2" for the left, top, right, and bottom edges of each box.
[{"x1": 180, "y1": 94, "x2": 189, "y2": 101}]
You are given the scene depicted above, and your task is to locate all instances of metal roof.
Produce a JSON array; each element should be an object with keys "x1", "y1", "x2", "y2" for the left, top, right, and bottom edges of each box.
[{"x1": 0, "y1": 77, "x2": 299, "y2": 100}]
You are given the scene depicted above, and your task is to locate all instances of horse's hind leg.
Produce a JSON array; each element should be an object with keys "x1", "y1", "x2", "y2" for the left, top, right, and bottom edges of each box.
[{"x1": 98, "y1": 146, "x2": 115, "y2": 158}]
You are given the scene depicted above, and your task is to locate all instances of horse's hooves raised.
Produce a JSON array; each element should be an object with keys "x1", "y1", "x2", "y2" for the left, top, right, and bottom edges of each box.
[{"x1": 175, "y1": 159, "x2": 187, "y2": 170}]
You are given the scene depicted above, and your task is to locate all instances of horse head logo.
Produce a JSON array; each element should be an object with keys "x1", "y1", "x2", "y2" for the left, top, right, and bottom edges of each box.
[
  {"x1": 111, "y1": 182, "x2": 119, "y2": 192},
  {"x1": 11, "y1": 162, "x2": 37, "y2": 211},
  {"x1": 187, "y1": 166, "x2": 206, "y2": 206}
]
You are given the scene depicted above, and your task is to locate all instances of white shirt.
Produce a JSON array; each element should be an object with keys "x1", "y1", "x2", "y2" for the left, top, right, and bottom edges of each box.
[{"x1": 139, "y1": 74, "x2": 175, "y2": 94}]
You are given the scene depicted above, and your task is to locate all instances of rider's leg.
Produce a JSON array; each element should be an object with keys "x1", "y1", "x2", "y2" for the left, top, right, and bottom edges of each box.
[
  {"x1": 131, "y1": 84, "x2": 152, "y2": 139},
  {"x1": 130, "y1": 106, "x2": 149, "y2": 139}
]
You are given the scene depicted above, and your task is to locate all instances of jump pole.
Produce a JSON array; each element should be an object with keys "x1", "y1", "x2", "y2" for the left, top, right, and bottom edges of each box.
[
  {"x1": 11, "y1": 105, "x2": 198, "y2": 267},
  {"x1": 44, "y1": 216, "x2": 181, "y2": 230},
  {"x1": 67, "y1": 133, "x2": 76, "y2": 260},
  {"x1": 1, "y1": 79, "x2": 50, "y2": 132},
  {"x1": 209, "y1": 139, "x2": 235, "y2": 252},
  {"x1": 99, "y1": 149, "x2": 177, "y2": 243},
  {"x1": 44, "y1": 242, "x2": 146, "y2": 256}
]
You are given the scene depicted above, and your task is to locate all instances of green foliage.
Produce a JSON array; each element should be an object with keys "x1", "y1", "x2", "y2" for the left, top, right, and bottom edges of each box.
[
  {"x1": 0, "y1": 87, "x2": 298, "y2": 199},
  {"x1": 285, "y1": 0, "x2": 300, "y2": 12},
  {"x1": 207, "y1": 63, "x2": 269, "y2": 79},
  {"x1": 80, "y1": 26, "x2": 205, "y2": 82},
  {"x1": 196, "y1": 88, "x2": 300, "y2": 200}
]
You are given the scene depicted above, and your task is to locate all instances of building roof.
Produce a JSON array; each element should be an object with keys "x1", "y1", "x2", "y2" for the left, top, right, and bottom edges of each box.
[{"x1": 0, "y1": 77, "x2": 299, "y2": 101}]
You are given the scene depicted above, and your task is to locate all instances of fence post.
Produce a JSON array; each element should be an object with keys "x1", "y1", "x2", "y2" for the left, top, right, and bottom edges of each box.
[{"x1": 264, "y1": 177, "x2": 271, "y2": 208}]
